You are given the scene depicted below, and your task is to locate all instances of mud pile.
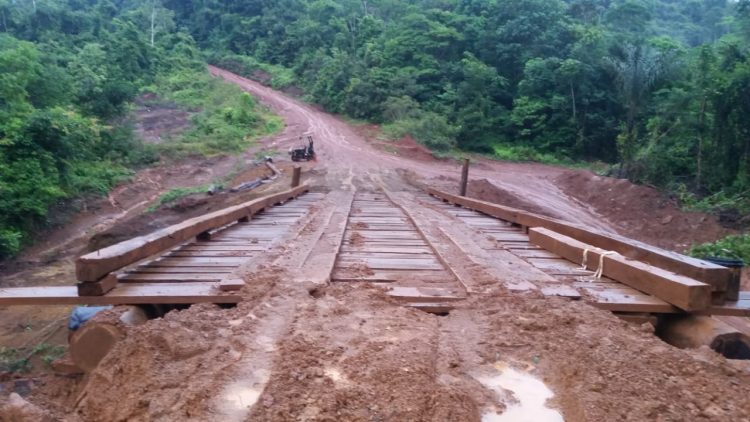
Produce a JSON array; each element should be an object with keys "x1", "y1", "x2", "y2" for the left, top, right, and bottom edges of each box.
[
  {"x1": 468, "y1": 178, "x2": 563, "y2": 219},
  {"x1": 556, "y1": 171, "x2": 731, "y2": 251}
]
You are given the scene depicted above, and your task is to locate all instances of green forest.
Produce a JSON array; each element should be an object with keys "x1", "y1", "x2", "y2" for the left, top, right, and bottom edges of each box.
[
  {"x1": 2, "y1": 0, "x2": 750, "y2": 259},
  {"x1": 169, "y1": 0, "x2": 750, "y2": 202},
  {"x1": 0, "y1": 0, "x2": 277, "y2": 257}
]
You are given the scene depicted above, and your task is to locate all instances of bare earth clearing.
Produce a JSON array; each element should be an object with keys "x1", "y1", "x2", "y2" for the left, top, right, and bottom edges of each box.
[{"x1": 0, "y1": 67, "x2": 747, "y2": 421}]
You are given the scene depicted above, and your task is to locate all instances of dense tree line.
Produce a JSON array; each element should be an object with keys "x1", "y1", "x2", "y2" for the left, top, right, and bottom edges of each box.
[
  {"x1": 165, "y1": 0, "x2": 750, "y2": 210},
  {"x1": 0, "y1": 0, "x2": 267, "y2": 257}
]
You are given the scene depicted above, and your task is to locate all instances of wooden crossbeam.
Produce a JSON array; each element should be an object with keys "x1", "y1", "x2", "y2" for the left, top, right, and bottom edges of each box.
[
  {"x1": 0, "y1": 283, "x2": 241, "y2": 306},
  {"x1": 76, "y1": 185, "x2": 309, "y2": 282},
  {"x1": 529, "y1": 227, "x2": 712, "y2": 311}
]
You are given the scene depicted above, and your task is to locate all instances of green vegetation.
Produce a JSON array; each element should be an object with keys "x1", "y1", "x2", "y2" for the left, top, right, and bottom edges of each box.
[
  {"x1": 689, "y1": 234, "x2": 750, "y2": 263},
  {"x1": 0, "y1": 343, "x2": 66, "y2": 373},
  {"x1": 0, "y1": 347, "x2": 31, "y2": 373},
  {"x1": 150, "y1": 70, "x2": 283, "y2": 156},
  {"x1": 146, "y1": 185, "x2": 211, "y2": 212},
  {"x1": 162, "y1": 0, "x2": 750, "y2": 218},
  {"x1": 0, "y1": 1, "x2": 279, "y2": 259},
  {"x1": 675, "y1": 185, "x2": 750, "y2": 215}
]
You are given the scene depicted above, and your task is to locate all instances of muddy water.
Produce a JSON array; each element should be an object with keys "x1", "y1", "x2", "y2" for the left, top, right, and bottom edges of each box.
[{"x1": 475, "y1": 363, "x2": 564, "y2": 422}]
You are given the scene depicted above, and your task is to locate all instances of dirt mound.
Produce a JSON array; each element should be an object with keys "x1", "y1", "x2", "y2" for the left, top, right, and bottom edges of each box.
[
  {"x1": 555, "y1": 171, "x2": 731, "y2": 251},
  {"x1": 85, "y1": 161, "x2": 292, "y2": 252},
  {"x1": 475, "y1": 293, "x2": 750, "y2": 421},
  {"x1": 468, "y1": 178, "x2": 563, "y2": 219},
  {"x1": 354, "y1": 124, "x2": 440, "y2": 163},
  {"x1": 132, "y1": 93, "x2": 193, "y2": 144},
  {"x1": 247, "y1": 284, "x2": 485, "y2": 421}
]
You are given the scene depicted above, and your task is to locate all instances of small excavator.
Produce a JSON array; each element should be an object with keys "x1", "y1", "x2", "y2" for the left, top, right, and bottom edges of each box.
[{"x1": 289, "y1": 135, "x2": 315, "y2": 161}]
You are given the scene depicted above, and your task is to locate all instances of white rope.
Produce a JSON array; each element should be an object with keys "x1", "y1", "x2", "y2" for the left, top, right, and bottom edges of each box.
[
  {"x1": 593, "y1": 251, "x2": 618, "y2": 279},
  {"x1": 581, "y1": 248, "x2": 589, "y2": 270}
]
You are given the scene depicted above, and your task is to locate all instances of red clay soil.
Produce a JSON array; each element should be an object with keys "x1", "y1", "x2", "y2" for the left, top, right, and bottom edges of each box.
[
  {"x1": 132, "y1": 94, "x2": 193, "y2": 144},
  {"x1": 355, "y1": 124, "x2": 440, "y2": 163},
  {"x1": 555, "y1": 170, "x2": 732, "y2": 252},
  {"x1": 467, "y1": 178, "x2": 564, "y2": 219},
  {"x1": 9, "y1": 282, "x2": 750, "y2": 421}
]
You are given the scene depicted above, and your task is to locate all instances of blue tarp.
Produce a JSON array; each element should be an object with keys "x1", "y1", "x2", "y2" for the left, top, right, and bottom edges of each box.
[{"x1": 68, "y1": 306, "x2": 113, "y2": 331}]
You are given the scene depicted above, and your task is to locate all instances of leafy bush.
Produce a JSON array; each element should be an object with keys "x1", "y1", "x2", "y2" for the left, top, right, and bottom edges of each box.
[
  {"x1": 492, "y1": 143, "x2": 570, "y2": 165},
  {"x1": 382, "y1": 112, "x2": 458, "y2": 151},
  {"x1": 674, "y1": 184, "x2": 750, "y2": 215},
  {"x1": 207, "y1": 53, "x2": 296, "y2": 89},
  {"x1": 147, "y1": 185, "x2": 210, "y2": 212},
  {"x1": 689, "y1": 234, "x2": 750, "y2": 263},
  {"x1": 152, "y1": 70, "x2": 283, "y2": 156},
  {"x1": 67, "y1": 161, "x2": 132, "y2": 195}
]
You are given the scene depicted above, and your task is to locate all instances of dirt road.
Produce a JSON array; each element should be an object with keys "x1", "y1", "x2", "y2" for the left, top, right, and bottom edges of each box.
[
  {"x1": 209, "y1": 66, "x2": 613, "y2": 229},
  {"x1": 3, "y1": 67, "x2": 748, "y2": 421}
]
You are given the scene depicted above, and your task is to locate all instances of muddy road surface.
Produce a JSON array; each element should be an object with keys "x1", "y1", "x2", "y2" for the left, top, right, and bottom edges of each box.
[{"x1": 1, "y1": 67, "x2": 747, "y2": 421}]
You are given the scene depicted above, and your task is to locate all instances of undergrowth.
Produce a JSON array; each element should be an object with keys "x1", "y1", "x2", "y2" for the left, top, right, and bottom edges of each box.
[
  {"x1": 147, "y1": 185, "x2": 214, "y2": 212},
  {"x1": 207, "y1": 53, "x2": 297, "y2": 90},
  {"x1": 147, "y1": 70, "x2": 283, "y2": 156},
  {"x1": 674, "y1": 184, "x2": 750, "y2": 215},
  {"x1": 0, "y1": 343, "x2": 66, "y2": 373},
  {"x1": 689, "y1": 234, "x2": 750, "y2": 263}
]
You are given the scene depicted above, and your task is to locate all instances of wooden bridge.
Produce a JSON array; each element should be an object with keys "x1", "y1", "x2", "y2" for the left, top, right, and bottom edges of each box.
[{"x1": 1, "y1": 181, "x2": 748, "y2": 325}]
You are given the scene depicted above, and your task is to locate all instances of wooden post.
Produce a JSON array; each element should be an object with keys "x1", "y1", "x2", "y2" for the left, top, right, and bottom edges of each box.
[
  {"x1": 291, "y1": 166, "x2": 301, "y2": 188},
  {"x1": 459, "y1": 158, "x2": 469, "y2": 196}
]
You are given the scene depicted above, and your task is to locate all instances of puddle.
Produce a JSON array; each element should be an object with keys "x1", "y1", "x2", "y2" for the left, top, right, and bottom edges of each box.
[
  {"x1": 216, "y1": 369, "x2": 269, "y2": 421},
  {"x1": 475, "y1": 363, "x2": 564, "y2": 422}
]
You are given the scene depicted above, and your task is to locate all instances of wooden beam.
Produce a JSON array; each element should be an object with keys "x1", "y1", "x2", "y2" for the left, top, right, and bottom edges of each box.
[
  {"x1": 77, "y1": 274, "x2": 118, "y2": 296},
  {"x1": 76, "y1": 185, "x2": 309, "y2": 282},
  {"x1": 0, "y1": 283, "x2": 241, "y2": 306},
  {"x1": 218, "y1": 278, "x2": 245, "y2": 291},
  {"x1": 529, "y1": 227, "x2": 712, "y2": 311},
  {"x1": 427, "y1": 188, "x2": 732, "y2": 290}
]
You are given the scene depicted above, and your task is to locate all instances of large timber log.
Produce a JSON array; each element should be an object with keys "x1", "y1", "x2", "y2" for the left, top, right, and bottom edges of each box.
[
  {"x1": 69, "y1": 306, "x2": 149, "y2": 372},
  {"x1": 658, "y1": 315, "x2": 750, "y2": 359}
]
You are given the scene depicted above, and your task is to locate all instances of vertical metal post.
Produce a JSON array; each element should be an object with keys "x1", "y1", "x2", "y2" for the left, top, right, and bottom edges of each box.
[
  {"x1": 459, "y1": 158, "x2": 469, "y2": 196},
  {"x1": 291, "y1": 165, "x2": 301, "y2": 188}
]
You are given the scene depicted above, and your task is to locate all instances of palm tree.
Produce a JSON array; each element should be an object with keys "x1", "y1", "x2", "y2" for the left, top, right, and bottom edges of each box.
[{"x1": 607, "y1": 43, "x2": 672, "y2": 177}]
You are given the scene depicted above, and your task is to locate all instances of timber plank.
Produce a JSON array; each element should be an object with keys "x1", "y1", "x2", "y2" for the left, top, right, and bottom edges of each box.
[
  {"x1": 539, "y1": 284, "x2": 582, "y2": 299},
  {"x1": 338, "y1": 251, "x2": 433, "y2": 259},
  {"x1": 348, "y1": 231, "x2": 422, "y2": 239},
  {"x1": 131, "y1": 267, "x2": 233, "y2": 274},
  {"x1": 119, "y1": 273, "x2": 225, "y2": 282},
  {"x1": 339, "y1": 246, "x2": 433, "y2": 255},
  {"x1": 332, "y1": 269, "x2": 452, "y2": 283},
  {"x1": 168, "y1": 251, "x2": 256, "y2": 258},
  {"x1": 387, "y1": 286, "x2": 465, "y2": 302},
  {"x1": 0, "y1": 283, "x2": 240, "y2": 306},
  {"x1": 150, "y1": 257, "x2": 247, "y2": 266},
  {"x1": 581, "y1": 286, "x2": 680, "y2": 313},
  {"x1": 179, "y1": 245, "x2": 266, "y2": 251},
  {"x1": 486, "y1": 233, "x2": 531, "y2": 242},
  {"x1": 337, "y1": 257, "x2": 443, "y2": 270},
  {"x1": 510, "y1": 249, "x2": 562, "y2": 259},
  {"x1": 705, "y1": 301, "x2": 750, "y2": 317},
  {"x1": 218, "y1": 278, "x2": 245, "y2": 291}
]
